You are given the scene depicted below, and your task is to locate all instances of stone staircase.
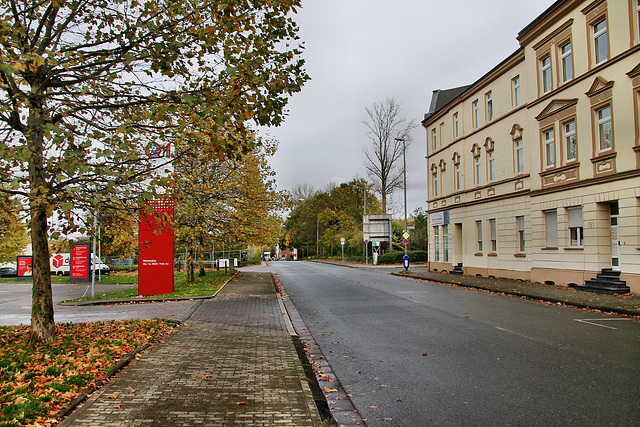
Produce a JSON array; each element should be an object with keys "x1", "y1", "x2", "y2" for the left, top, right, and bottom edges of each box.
[
  {"x1": 450, "y1": 263, "x2": 464, "y2": 275},
  {"x1": 575, "y1": 269, "x2": 630, "y2": 295}
]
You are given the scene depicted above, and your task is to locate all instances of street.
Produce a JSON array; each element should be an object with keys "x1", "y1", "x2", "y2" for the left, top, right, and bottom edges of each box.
[{"x1": 268, "y1": 261, "x2": 640, "y2": 426}]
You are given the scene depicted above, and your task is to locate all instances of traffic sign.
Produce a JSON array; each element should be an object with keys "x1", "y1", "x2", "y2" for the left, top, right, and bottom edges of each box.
[
  {"x1": 403, "y1": 238, "x2": 408, "y2": 245},
  {"x1": 340, "y1": 237, "x2": 345, "y2": 245},
  {"x1": 364, "y1": 239, "x2": 369, "y2": 244},
  {"x1": 403, "y1": 232, "x2": 410, "y2": 239}
]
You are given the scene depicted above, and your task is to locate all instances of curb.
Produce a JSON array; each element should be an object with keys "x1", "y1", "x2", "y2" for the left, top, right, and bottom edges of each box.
[
  {"x1": 58, "y1": 272, "x2": 238, "y2": 307},
  {"x1": 393, "y1": 272, "x2": 640, "y2": 317}
]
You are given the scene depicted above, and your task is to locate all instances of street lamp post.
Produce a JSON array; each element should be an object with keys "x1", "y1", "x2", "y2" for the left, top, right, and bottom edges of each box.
[{"x1": 396, "y1": 137, "x2": 408, "y2": 257}]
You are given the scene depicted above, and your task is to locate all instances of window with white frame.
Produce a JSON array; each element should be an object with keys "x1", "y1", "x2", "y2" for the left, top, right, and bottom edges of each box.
[
  {"x1": 433, "y1": 169, "x2": 439, "y2": 197},
  {"x1": 541, "y1": 55, "x2": 552, "y2": 94},
  {"x1": 489, "y1": 219, "x2": 497, "y2": 252},
  {"x1": 593, "y1": 18, "x2": 608, "y2": 65},
  {"x1": 473, "y1": 100, "x2": 479, "y2": 129},
  {"x1": 597, "y1": 105, "x2": 612, "y2": 152},
  {"x1": 637, "y1": 0, "x2": 640, "y2": 41},
  {"x1": 568, "y1": 206, "x2": 584, "y2": 247},
  {"x1": 517, "y1": 216, "x2": 525, "y2": 253},
  {"x1": 544, "y1": 209, "x2": 558, "y2": 248},
  {"x1": 512, "y1": 76, "x2": 521, "y2": 107},
  {"x1": 434, "y1": 226, "x2": 440, "y2": 261},
  {"x1": 561, "y1": 41, "x2": 573, "y2": 83},
  {"x1": 453, "y1": 112, "x2": 459, "y2": 139},
  {"x1": 443, "y1": 225, "x2": 449, "y2": 262},
  {"x1": 432, "y1": 128, "x2": 437, "y2": 151},
  {"x1": 488, "y1": 150, "x2": 495, "y2": 182},
  {"x1": 564, "y1": 120, "x2": 577, "y2": 162},
  {"x1": 544, "y1": 128, "x2": 555, "y2": 168},
  {"x1": 476, "y1": 220, "x2": 483, "y2": 253},
  {"x1": 486, "y1": 91, "x2": 493, "y2": 122},
  {"x1": 453, "y1": 163, "x2": 460, "y2": 191},
  {"x1": 475, "y1": 154, "x2": 482, "y2": 186},
  {"x1": 515, "y1": 138, "x2": 524, "y2": 174}
]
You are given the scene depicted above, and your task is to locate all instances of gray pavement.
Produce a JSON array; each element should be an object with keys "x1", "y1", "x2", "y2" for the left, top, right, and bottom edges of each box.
[
  {"x1": 59, "y1": 272, "x2": 323, "y2": 427},
  {"x1": 312, "y1": 260, "x2": 640, "y2": 316}
]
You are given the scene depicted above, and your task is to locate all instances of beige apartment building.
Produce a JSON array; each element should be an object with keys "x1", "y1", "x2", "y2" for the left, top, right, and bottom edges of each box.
[{"x1": 422, "y1": 0, "x2": 640, "y2": 293}]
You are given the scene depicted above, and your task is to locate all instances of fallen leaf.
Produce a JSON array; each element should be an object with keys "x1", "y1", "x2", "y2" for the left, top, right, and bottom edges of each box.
[
  {"x1": 113, "y1": 403, "x2": 122, "y2": 409},
  {"x1": 107, "y1": 394, "x2": 119, "y2": 399},
  {"x1": 422, "y1": 353, "x2": 428, "y2": 356},
  {"x1": 324, "y1": 387, "x2": 337, "y2": 393},
  {"x1": 236, "y1": 401, "x2": 247, "y2": 405}
]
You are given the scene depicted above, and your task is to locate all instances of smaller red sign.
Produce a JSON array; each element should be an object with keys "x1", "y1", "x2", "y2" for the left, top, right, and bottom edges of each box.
[
  {"x1": 71, "y1": 243, "x2": 91, "y2": 282},
  {"x1": 17, "y1": 256, "x2": 33, "y2": 277}
]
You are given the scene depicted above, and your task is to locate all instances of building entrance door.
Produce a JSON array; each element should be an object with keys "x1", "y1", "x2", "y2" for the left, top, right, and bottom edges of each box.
[
  {"x1": 610, "y1": 202, "x2": 620, "y2": 271},
  {"x1": 454, "y1": 223, "x2": 463, "y2": 264}
]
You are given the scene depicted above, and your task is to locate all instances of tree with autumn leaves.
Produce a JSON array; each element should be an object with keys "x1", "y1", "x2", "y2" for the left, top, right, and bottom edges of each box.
[
  {"x1": 0, "y1": 0, "x2": 308, "y2": 343},
  {"x1": 172, "y1": 134, "x2": 285, "y2": 283}
]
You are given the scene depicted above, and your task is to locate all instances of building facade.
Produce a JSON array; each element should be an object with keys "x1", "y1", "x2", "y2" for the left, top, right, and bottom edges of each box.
[{"x1": 423, "y1": 0, "x2": 640, "y2": 293}]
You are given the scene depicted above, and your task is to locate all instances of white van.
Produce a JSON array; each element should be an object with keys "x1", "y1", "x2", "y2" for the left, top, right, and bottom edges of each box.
[{"x1": 50, "y1": 253, "x2": 110, "y2": 276}]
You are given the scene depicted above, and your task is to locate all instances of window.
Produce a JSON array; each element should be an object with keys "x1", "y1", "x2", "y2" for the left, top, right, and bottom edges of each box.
[
  {"x1": 433, "y1": 169, "x2": 439, "y2": 197},
  {"x1": 564, "y1": 120, "x2": 577, "y2": 162},
  {"x1": 637, "y1": 0, "x2": 640, "y2": 41},
  {"x1": 473, "y1": 100, "x2": 479, "y2": 129},
  {"x1": 544, "y1": 128, "x2": 555, "y2": 168},
  {"x1": 515, "y1": 138, "x2": 524, "y2": 174},
  {"x1": 517, "y1": 216, "x2": 525, "y2": 253},
  {"x1": 453, "y1": 112, "x2": 459, "y2": 139},
  {"x1": 513, "y1": 76, "x2": 521, "y2": 107},
  {"x1": 475, "y1": 154, "x2": 482, "y2": 186},
  {"x1": 568, "y1": 206, "x2": 584, "y2": 247},
  {"x1": 434, "y1": 226, "x2": 440, "y2": 261},
  {"x1": 593, "y1": 18, "x2": 608, "y2": 65},
  {"x1": 443, "y1": 225, "x2": 449, "y2": 262},
  {"x1": 561, "y1": 41, "x2": 573, "y2": 82},
  {"x1": 432, "y1": 128, "x2": 437, "y2": 151},
  {"x1": 455, "y1": 163, "x2": 461, "y2": 191},
  {"x1": 488, "y1": 150, "x2": 495, "y2": 182},
  {"x1": 476, "y1": 220, "x2": 483, "y2": 253},
  {"x1": 486, "y1": 91, "x2": 493, "y2": 122},
  {"x1": 597, "y1": 105, "x2": 612, "y2": 152},
  {"x1": 489, "y1": 219, "x2": 497, "y2": 252},
  {"x1": 541, "y1": 55, "x2": 552, "y2": 94},
  {"x1": 545, "y1": 210, "x2": 558, "y2": 248}
]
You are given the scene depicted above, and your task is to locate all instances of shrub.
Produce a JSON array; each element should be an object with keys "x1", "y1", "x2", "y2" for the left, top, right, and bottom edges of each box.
[{"x1": 377, "y1": 250, "x2": 428, "y2": 264}]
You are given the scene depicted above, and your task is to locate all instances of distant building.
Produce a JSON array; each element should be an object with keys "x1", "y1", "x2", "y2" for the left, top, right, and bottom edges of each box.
[{"x1": 422, "y1": 0, "x2": 640, "y2": 293}]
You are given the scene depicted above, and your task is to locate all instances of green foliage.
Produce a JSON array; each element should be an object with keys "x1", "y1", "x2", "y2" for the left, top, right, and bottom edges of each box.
[
  {"x1": 377, "y1": 250, "x2": 428, "y2": 264},
  {"x1": 284, "y1": 178, "x2": 382, "y2": 257},
  {"x1": 0, "y1": 195, "x2": 28, "y2": 263}
]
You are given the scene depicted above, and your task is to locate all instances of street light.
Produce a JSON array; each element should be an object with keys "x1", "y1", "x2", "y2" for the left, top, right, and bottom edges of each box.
[{"x1": 395, "y1": 137, "x2": 408, "y2": 256}]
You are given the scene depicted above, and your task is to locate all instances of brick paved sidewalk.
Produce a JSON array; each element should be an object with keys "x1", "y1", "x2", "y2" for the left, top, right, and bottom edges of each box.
[{"x1": 59, "y1": 272, "x2": 323, "y2": 426}]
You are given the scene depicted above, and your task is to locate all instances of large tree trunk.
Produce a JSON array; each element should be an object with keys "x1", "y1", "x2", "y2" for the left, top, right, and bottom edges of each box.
[
  {"x1": 198, "y1": 236, "x2": 206, "y2": 276},
  {"x1": 186, "y1": 245, "x2": 195, "y2": 282},
  {"x1": 28, "y1": 107, "x2": 55, "y2": 344}
]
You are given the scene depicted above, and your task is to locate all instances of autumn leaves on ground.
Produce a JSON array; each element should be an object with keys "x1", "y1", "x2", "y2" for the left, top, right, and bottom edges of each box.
[{"x1": 0, "y1": 319, "x2": 176, "y2": 426}]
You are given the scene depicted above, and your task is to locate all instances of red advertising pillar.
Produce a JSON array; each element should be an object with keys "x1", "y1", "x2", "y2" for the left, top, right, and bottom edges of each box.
[{"x1": 138, "y1": 200, "x2": 174, "y2": 295}]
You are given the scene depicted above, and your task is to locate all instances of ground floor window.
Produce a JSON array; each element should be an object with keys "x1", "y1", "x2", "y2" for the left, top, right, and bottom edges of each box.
[
  {"x1": 517, "y1": 216, "x2": 525, "y2": 253},
  {"x1": 568, "y1": 206, "x2": 584, "y2": 247},
  {"x1": 544, "y1": 209, "x2": 558, "y2": 248},
  {"x1": 476, "y1": 220, "x2": 483, "y2": 253},
  {"x1": 434, "y1": 226, "x2": 440, "y2": 261},
  {"x1": 442, "y1": 225, "x2": 449, "y2": 262}
]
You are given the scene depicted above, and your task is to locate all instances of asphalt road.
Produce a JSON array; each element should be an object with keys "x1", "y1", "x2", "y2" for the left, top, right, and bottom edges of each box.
[{"x1": 268, "y1": 261, "x2": 640, "y2": 427}]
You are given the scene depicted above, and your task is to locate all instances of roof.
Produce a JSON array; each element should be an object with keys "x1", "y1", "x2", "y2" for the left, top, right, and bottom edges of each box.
[{"x1": 423, "y1": 86, "x2": 471, "y2": 121}]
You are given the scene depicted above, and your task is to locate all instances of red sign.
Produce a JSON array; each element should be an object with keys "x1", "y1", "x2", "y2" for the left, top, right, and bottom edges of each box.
[
  {"x1": 17, "y1": 256, "x2": 33, "y2": 278},
  {"x1": 138, "y1": 200, "x2": 174, "y2": 296},
  {"x1": 71, "y1": 243, "x2": 91, "y2": 282}
]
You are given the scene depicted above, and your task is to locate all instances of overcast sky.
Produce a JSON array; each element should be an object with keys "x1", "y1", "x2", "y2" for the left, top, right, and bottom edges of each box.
[{"x1": 260, "y1": 0, "x2": 555, "y2": 217}]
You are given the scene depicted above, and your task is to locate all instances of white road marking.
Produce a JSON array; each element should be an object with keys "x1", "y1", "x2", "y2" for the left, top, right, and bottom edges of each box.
[{"x1": 574, "y1": 318, "x2": 632, "y2": 330}]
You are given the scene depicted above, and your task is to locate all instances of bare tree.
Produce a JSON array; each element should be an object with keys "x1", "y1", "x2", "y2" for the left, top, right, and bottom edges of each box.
[
  {"x1": 362, "y1": 97, "x2": 416, "y2": 212},
  {"x1": 290, "y1": 184, "x2": 317, "y2": 203}
]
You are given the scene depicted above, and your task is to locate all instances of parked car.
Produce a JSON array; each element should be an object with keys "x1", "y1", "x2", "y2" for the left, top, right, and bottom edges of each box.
[{"x1": 0, "y1": 267, "x2": 17, "y2": 277}]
